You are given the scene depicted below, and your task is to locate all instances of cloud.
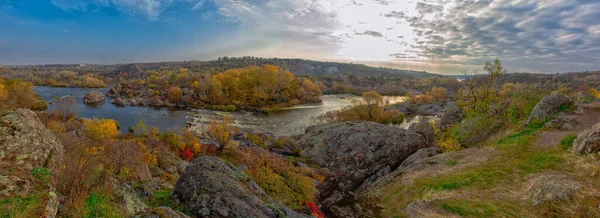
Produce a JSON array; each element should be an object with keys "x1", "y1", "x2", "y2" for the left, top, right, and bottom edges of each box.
[
  {"x1": 383, "y1": 0, "x2": 600, "y2": 73},
  {"x1": 356, "y1": 30, "x2": 384, "y2": 37}
]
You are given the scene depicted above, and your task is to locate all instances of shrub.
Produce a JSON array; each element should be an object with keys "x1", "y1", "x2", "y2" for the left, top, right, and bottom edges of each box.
[
  {"x1": 31, "y1": 100, "x2": 48, "y2": 111},
  {"x1": 31, "y1": 167, "x2": 51, "y2": 183},
  {"x1": 83, "y1": 118, "x2": 120, "y2": 141}
]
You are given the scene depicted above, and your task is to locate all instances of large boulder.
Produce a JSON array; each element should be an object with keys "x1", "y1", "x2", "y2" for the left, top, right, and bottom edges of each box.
[
  {"x1": 83, "y1": 91, "x2": 105, "y2": 103},
  {"x1": 438, "y1": 102, "x2": 464, "y2": 130},
  {"x1": 573, "y1": 123, "x2": 600, "y2": 155},
  {"x1": 0, "y1": 109, "x2": 64, "y2": 175},
  {"x1": 409, "y1": 121, "x2": 435, "y2": 145},
  {"x1": 527, "y1": 93, "x2": 570, "y2": 124},
  {"x1": 528, "y1": 174, "x2": 581, "y2": 206},
  {"x1": 173, "y1": 156, "x2": 306, "y2": 218},
  {"x1": 107, "y1": 178, "x2": 148, "y2": 215},
  {"x1": 297, "y1": 122, "x2": 431, "y2": 218},
  {"x1": 0, "y1": 109, "x2": 65, "y2": 217}
]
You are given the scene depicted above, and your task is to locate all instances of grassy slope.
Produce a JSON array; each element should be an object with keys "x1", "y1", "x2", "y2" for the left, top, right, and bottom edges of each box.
[{"x1": 376, "y1": 121, "x2": 600, "y2": 217}]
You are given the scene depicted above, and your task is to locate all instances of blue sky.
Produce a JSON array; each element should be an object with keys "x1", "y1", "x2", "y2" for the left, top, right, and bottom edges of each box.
[{"x1": 1, "y1": 0, "x2": 600, "y2": 74}]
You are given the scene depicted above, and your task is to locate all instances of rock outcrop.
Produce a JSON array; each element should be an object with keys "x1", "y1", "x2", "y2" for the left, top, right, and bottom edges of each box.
[
  {"x1": 438, "y1": 102, "x2": 464, "y2": 130},
  {"x1": 173, "y1": 156, "x2": 306, "y2": 218},
  {"x1": 0, "y1": 109, "x2": 64, "y2": 175},
  {"x1": 573, "y1": 122, "x2": 600, "y2": 155},
  {"x1": 409, "y1": 121, "x2": 435, "y2": 145},
  {"x1": 544, "y1": 112, "x2": 580, "y2": 131},
  {"x1": 528, "y1": 174, "x2": 581, "y2": 206},
  {"x1": 297, "y1": 122, "x2": 431, "y2": 218},
  {"x1": 83, "y1": 91, "x2": 105, "y2": 103},
  {"x1": 527, "y1": 93, "x2": 570, "y2": 124},
  {"x1": 0, "y1": 109, "x2": 65, "y2": 217}
]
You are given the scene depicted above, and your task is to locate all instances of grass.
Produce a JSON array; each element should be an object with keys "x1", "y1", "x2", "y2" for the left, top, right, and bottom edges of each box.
[
  {"x1": 31, "y1": 167, "x2": 51, "y2": 183},
  {"x1": 146, "y1": 191, "x2": 173, "y2": 208},
  {"x1": 0, "y1": 193, "x2": 45, "y2": 218},
  {"x1": 83, "y1": 193, "x2": 123, "y2": 218},
  {"x1": 560, "y1": 134, "x2": 578, "y2": 150},
  {"x1": 379, "y1": 122, "x2": 569, "y2": 217},
  {"x1": 445, "y1": 159, "x2": 459, "y2": 166}
]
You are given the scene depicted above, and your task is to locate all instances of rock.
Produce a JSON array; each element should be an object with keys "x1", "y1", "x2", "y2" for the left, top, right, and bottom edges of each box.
[
  {"x1": 528, "y1": 174, "x2": 581, "y2": 206},
  {"x1": 0, "y1": 175, "x2": 31, "y2": 197},
  {"x1": 144, "y1": 177, "x2": 174, "y2": 192},
  {"x1": 42, "y1": 191, "x2": 60, "y2": 218},
  {"x1": 403, "y1": 200, "x2": 460, "y2": 218},
  {"x1": 544, "y1": 112, "x2": 580, "y2": 131},
  {"x1": 107, "y1": 85, "x2": 121, "y2": 97},
  {"x1": 409, "y1": 121, "x2": 435, "y2": 146},
  {"x1": 0, "y1": 109, "x2": 65, "y2": 175},
  {"x1": 527, "y1": 93, "x2": 570, "y2": 124},
  {"x1": 0, "y1": 109, "x2": 65, "y2": 217},
  {"x1": 111, "y1": 97, "x2": 127, "y2": 106},
  {"x1": 399, "y1": 147, "x2": 443, "y2": 169},
  {"x1": 573, "y1": 123, "x2": 600, "y2": 155},
  {"x1": 173, "y1": 156, "x2": 304, "y2": 218},
  {"x1": 157, "y1": 152, "x2": 189, "y2": 175},
  {"x1": 83, "y1": 91, "x2": 105, "y2": 103},
  {"x1": 438, "y1": 103, "x2": 464, "y2": 130},
  {"x1": 110, "y1": 64, "x2": 148, "y2": 79},
  {"x1": 136, "y1": 206, "x2": 190, "y2": 218},
  {"x1": 108, "y1": 178, "x2": 148, "y2": 215},
  {"x1": 297, "y1": 122, "x2": 430, "y2": 217}
]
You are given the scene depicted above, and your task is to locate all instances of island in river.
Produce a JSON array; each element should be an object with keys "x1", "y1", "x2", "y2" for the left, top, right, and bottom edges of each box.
[{"x1": 35, "y1": 86, "x2": 415, "y2": 136}]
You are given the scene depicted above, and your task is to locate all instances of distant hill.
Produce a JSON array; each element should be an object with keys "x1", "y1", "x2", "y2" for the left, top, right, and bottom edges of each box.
[{"x1": 4, "y1": 57, "x2": 441, "y2": 78}]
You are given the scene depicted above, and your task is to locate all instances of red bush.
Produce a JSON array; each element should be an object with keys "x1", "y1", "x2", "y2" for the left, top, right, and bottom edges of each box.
[
  {"x1": 182, "y1": 148, "x2": 194, "y2": 161},
  {"x1": 304, "y1": 202, "x2": 325, "y2": 218}
]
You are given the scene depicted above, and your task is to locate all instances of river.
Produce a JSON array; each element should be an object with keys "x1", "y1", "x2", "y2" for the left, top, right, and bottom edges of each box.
[{"x1": 34, "y1": 86, "x2": 410, "y2": 136}]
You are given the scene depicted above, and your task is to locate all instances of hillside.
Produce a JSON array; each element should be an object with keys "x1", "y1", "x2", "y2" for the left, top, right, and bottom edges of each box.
[{"x1": 3, "y1": 57, "x2": 440, "y2": 79}]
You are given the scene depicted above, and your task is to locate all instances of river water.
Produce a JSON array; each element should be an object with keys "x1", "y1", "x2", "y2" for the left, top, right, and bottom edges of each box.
[{"x1": 34, "y1": 86, "x2": 411, "y2": 136}]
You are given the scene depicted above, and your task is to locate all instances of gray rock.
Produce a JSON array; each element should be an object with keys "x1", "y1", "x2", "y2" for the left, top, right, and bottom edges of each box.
[
  {"x1": 409, "y1": 121, "x2": 435, "y2": 146},
  {"x1": 83, "y1": 91, "x2": 105, "y2": 103},
  {"x1": 544, "y1": 112, "x2": 580, "y2": 131},
  {"x1": 297, "y1": 122, "x2": 430, "y2": 218},
  {"x1": 573, "y1": 122, "x2": 600, "y2": 155},
  {"x1": 108, "y1": 178, "x2": 148, "y2": 215},
  {"x1": 111, "y1": 97, "x2": 127, "y2": 106},
  {"x1": 527, "y1": 93, "x2": 570, "y2": 124},
  {"x1": 400, "y1": 147, "x2": 443, "y2": 169},
  {"x1": 0, "y1": 109, "x2": 65, "y2": 176},
  {"x1": 0, "y1": 175, "x2": 31, "y2": 197},
  {"x1": 438, "y1": 103, "x2": 464, "y2": 130},
  {"x1": 528, "y1": 174, "x2": 581, "y2": 206},
  {"x1": 173, "y1": 156, "x2": 303, "y2": 218}
]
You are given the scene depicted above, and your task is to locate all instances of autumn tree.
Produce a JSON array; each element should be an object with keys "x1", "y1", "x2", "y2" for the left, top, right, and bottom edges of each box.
[
  {"x1": 84, "y1": 118, "x2": 120, "y2": 141},
  {"x1": 207, "y1": 115, "x2": 236, "y2": 153}
]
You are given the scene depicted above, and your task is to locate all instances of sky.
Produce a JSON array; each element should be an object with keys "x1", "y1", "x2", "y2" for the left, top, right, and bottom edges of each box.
[{"x1": 1, "y1": 0, "x2": 600, "y2": 74}]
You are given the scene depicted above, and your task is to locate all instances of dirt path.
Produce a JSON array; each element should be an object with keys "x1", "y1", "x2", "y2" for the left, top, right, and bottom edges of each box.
[{"x1": 534, "y1": 102, "x2": 600, "y2": 148}]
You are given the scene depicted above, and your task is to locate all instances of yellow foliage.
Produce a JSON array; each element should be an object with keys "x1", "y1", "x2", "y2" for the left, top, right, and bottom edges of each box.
[
  {"x1": 84, "y1": 146, "x2": 105, "y2": 156},
  {"x1": 438, "y1": 137, "x2": 462, "y2": 152},
  {"x1": 0, "y1": 77, "x2": 7, "y2": 101},
  {"x1": 207, "y1": 115, "x2": 236, "y2": 152},
  {"x1": 83, "y1": 118, "x2": 120, "y2": 141},
  {"x1": 591, "y1": 88, "x2": 600, "y2": 99},
  {"x1": 84, "y1": 77, "x2": 106, "y2": 88}
]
